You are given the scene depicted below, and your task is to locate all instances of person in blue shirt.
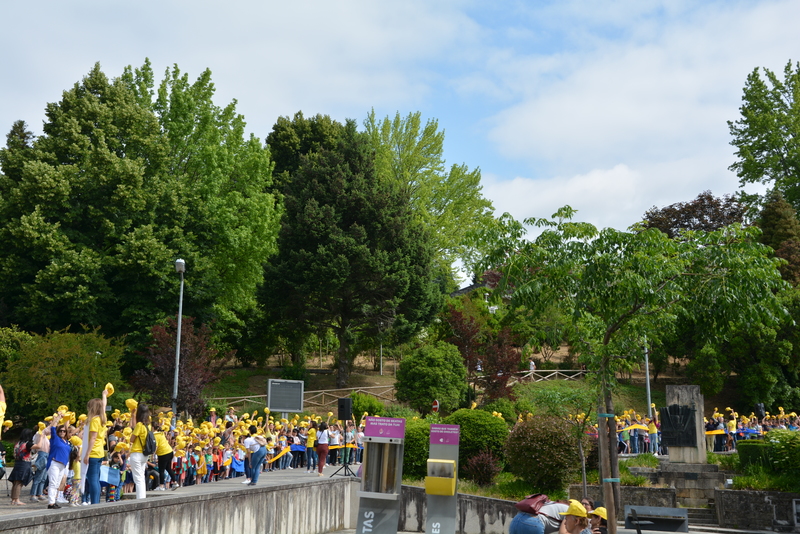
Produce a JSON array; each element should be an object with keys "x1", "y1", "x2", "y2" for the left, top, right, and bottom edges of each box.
[{"x1": 46, "y1": 412, "x2": 72, "y2": 509}]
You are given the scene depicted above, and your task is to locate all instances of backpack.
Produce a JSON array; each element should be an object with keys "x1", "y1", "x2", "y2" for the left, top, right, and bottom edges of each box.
[
  {"x1": 140, "y1": 427, "x2": 157, "y2": 456},
  {"x1": 514, "y1": 493, "x2": 549, "y2": 515}
]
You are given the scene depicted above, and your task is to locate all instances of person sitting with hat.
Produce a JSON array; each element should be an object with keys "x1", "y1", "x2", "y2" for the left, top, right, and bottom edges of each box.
[
  {"x1": 510, "y1": 498, "x2": 588, "y2": 534},
  {"x1": 588, "y1": 507, "x2": 608, "y2": 534}
]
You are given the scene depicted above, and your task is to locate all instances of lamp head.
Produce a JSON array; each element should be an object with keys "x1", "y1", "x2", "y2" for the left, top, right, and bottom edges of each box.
[{"x1": 175, "y1": 258, "x2": 186, "y2": 273}]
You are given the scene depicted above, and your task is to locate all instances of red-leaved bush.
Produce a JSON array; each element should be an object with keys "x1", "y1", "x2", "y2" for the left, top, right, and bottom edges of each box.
[
  {"x1": 463, "y1": 449, "x2": 502, "y2": 486},
  {"x1": 132, "y1": 316, "x2": 229, "y2": 417}
]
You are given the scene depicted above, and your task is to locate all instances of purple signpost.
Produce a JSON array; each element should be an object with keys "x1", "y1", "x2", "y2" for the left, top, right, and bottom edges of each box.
[
  {"x1": 356, "y1": 417, "x2": 407, "y2": 534},
  {"x1": 426, "y1": 424, "x2": 460, "y2": 534}
]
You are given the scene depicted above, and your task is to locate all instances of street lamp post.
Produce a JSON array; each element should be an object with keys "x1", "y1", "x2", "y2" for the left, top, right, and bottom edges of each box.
[{"x1": 172, "y1": 258, "x2": 186, "y2": 425}]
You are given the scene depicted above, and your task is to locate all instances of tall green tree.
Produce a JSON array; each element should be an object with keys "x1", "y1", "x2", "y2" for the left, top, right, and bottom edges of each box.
[
  {"x1": 729, "y1": 60, "x2": 800, "y2": 209},
  {"x1": 260, "y1": 122, "x2": 441, "y2": 386},
  {"x1": 0, "y1": 61, "x2": 280, "y2": 362},
  {"x1": 364, "y1": 110, "x2": 495, "y2": 282},
  {"x1": 480, "y1": 207, "x2": 787, "y2": 529}
]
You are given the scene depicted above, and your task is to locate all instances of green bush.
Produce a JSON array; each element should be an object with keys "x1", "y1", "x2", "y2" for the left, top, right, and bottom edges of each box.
[
  {"x1": 395, "y1": 341, "x2": 468, "y2": 415},
  {"x1": 350, "y1": 391, "x2": 385, "y2": 418},
  {"x1": 738, "y1": 440, "x2": 771, "y2": 469},
  {"x1": 708, "y1": 452, "x2": 740, "y2": 472},
  {"x1": 382, "y1": 404, "x2": 420, "y2": 419},
  {"x1": 443, "y1": 409, "x2": 509, "y2": 476},
  {"x1": 504, "y1": 414, "x2": 585, "y2": 493},
  {"x1": 480, "y1": 398, "x2": 517, "y2": 425},
  {"x1": 514, "y1": 398, "x2": 535, "y2": 417},
  {"x1": 766, "y1": 429, "x2": 800, "y2": 475},
  {"x1": 402, "y1": 418, "x2": 431, "y2": 479}
]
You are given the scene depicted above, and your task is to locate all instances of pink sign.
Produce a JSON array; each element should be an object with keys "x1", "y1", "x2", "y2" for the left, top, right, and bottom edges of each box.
[
  {"x1": 365, "y1": 416, "x2": 406, "y2": 439},
  {"x1": 430, "y1": 424, "x2": 460, "y2": 445}
]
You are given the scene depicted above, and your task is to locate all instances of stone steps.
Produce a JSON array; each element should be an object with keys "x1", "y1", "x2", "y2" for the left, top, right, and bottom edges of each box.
[{"x1": 687, "y1": 507, "x2": 717, "y2": 526}]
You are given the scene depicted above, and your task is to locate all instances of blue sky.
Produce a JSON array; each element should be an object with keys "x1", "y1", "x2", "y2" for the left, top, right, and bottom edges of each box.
[{"x1": 1, "y1": 0, "x2": 798, "y2": 230}]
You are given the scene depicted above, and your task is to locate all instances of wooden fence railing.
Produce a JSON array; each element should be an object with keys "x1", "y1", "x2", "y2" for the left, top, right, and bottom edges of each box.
[
  {"x1": 206, "y1": 371, "x2": 587, "y2": 412},
  {"x1": 205, "y1": 385, "x2": 396, "y2": 414},
  {"x1": 470, "y1": 369, "x2": 589, "y2": 386}
]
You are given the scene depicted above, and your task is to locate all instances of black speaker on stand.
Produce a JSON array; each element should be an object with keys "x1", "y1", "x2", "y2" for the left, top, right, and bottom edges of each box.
[
  {"x1": 754, "y1": 403, "x2": 766, "y2": 420},
  {"x1": 331, "y1": 397, "x2": 357, "y2": 478}
]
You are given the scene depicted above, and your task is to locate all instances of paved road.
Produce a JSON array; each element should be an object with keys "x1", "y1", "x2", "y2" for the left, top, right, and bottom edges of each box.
[{"x1": 0, "y1": 462, "x2": 353, "y2": 519}]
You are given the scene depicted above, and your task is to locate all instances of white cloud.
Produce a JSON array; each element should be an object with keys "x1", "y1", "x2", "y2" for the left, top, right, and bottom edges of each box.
[
  {"x1": 482, "y1": 1, "x2": 800, "y2": 178},
  {"x1": 483, "y1": 147, "x2": 749, "y2": 231}
]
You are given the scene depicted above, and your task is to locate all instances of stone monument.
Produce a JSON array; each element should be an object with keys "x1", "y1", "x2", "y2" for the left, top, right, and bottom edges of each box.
[
  {"x1": 661, "y1": 385, "x2": 706, "y2": 464},
  {"x1": 658, "y1": 385, "x2": 724, "y2": 507}
]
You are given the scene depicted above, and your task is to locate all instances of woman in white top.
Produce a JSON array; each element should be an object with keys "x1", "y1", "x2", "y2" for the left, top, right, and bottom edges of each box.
[
  {"x1": 328, "y1": 424, "x2": 341, "y2": 466},
  {"x1": 315, "y1": 422, "x2": 329, "y2": 477}
]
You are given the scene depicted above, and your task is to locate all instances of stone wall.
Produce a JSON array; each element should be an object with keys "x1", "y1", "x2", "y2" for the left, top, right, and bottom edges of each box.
[
  {"x1": 659, "y1": 461, "x2": 725, "y2": 507},
  {"x1": 0, "y1": 479, "x2": 356, "y2": 534},
  {"x1": 716, "y1": 489, "x2": 800, "y2": 532},
  {"x1": 569, "y1": 485, "x2": 676, "y2": 520},
  {"x1": 399, "y1": 485, "x2": 516, "y2": 534}
]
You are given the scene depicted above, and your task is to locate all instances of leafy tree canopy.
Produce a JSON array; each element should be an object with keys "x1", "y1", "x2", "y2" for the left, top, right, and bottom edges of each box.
[
  {"x1": 364, "y1": 110, "x2": 495, "y2": 283},
  {"x1": 2, "y1": 327, "x2": 122, "y2": 423},
  {"x1": 0, "y1": 61, "x2": 280, "y2": 363},
  {"x1": 642, "y1": 190, "x2": 745, "y2": 238},
  {"x1": 480, "y1": 206, "x2": 788, "y2": 517},
  {"x1": 260, "y1": 121, "x2": 441, "y2": 386},
  {"x1": 729, "y1": 60, "x2": 800, "y2": 209}
]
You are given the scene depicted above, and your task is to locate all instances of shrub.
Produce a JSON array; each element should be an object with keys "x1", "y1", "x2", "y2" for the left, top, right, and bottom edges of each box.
[
  {"x1": 395, "y1": 341, "x2": 468, "y2": 415},
  {"x1": 621, "y1": 452, "x2": 660, "y2": 469},
  {"x1": 280, "y1": 360, "x2": 309, "y2": 384},
  {"x1": 350, "y1": 391, "x2": 385, "y2": 417},
  {"x1": 382, "y1": 404, "x2": 420, "y2": 419},
  {"x1": 444, "y1": 408, "x2": 509, "y2": 476},
  {"x1": 708, "y1": 452, "x2": 740, "y2": 472},
  {"x1": 505, "y1": 414, "x2": 586, "y2": 493},
  {"x1": 737, "y1": 440, "x2": 771, "y2": 470},
  {"x1": 480, "y1": 398, "x2": 517, "y2": 425},
  {"x1": 463, "y1": 449, "x2": 502, "y2": 486},
  {"x1": 766, "y1": 429, "x2": 800, "y2": 475},
  {"x1": 402, "y1": 418, "x2": 431, "y2": 479}
]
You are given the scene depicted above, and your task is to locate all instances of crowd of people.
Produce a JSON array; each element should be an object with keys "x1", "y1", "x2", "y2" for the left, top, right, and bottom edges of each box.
[
  {"x1": 0, "y1": 384, "x2": 366, "y2": 508},
  {"x1": 3, "y1": 380, "x2": 800, "y2": 512}
]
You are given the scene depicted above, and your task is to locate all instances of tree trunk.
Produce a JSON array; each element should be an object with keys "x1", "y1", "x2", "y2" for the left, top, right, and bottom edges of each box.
[
  {"x1": 606, "y1": 388, "x2": 621, "y2": 519},
  {"x1": 578, "y1": 437, "x2": 588, "y2": 499},
  {"x1": 598, "y1": 384, "x2": 618, "y2": 534},
  {"x1": 336, "y1": 328, "x2": 350, "y2": 388}
]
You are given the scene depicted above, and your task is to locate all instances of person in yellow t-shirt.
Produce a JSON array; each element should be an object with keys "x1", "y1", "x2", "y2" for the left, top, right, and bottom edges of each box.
[
  {"x1": 306, "y1": 421, "x2": 319, "y2": 473},
  {"x1": 305, "y1": 425, "x2": 316, "y2": 473},
  {"x1": 154, "y1": 429, "x2": 175, "y2": 491},
  {"x1": 82, "y1": 389, "x2": 108, "y2": 505},
  {"x1": 128, "y1": 403, "x2": 151, "y2": 499}
]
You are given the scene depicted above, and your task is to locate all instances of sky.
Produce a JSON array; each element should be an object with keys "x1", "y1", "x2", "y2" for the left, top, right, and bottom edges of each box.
[{"x1": 1, "y1": 0, "x2": 798, "y2": 231}]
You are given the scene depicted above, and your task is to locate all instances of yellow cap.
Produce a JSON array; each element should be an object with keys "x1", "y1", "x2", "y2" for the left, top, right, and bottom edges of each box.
[
  {"x1": 105, "y1": 383, "x2": 115, "y2": 396},
  {"x1": 126, "y1": 398, "x2": 138, "y2": 412},
  {"x1": 589, "y1": 507, "x2": 608, "y2": 521},
  {"x1": 559, "y1": 500, "x2": 588, "y2": 518}
]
